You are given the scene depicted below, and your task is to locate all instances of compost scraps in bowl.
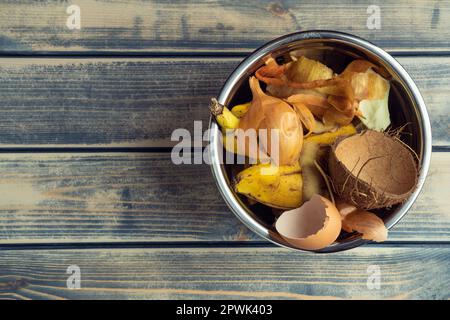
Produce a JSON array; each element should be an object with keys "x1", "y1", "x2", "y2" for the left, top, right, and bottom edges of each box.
[{"x1": 210, "y1": 55, "x2": 418, "y2": 250}]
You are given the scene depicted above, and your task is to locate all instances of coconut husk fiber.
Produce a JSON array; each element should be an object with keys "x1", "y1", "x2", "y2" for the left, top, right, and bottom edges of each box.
[{"x1": 328, "y1": 130, "x2": 418, "y2": 210}]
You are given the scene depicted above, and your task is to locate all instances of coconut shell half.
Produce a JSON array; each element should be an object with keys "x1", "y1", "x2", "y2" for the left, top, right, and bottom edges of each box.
[{"x1": 328, "y1": 130, "x2": 418, "y2": 210}]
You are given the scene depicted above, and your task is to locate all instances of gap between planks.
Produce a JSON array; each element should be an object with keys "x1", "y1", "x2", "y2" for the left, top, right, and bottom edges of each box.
[
  {"x1": 0, "y1": 241, "x2": 449, "y2": 251},
  {"x1": 1, "y1": 50, "x2": 450, "y2": 58},
  {"x1": 0, "y1": 146, "x2": 446, "y2": 153}
]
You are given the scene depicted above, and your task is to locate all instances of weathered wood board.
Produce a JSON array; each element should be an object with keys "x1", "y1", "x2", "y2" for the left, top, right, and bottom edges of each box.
[
  {"x1": 0, "y1": 57, "x2": 448, "y2": 147},
  {"x1": 0, "y1": 246, "x2": 448, "y2": 299},
  {"x1": 0, "y1": 152, "x2": 447, "y2": 243},
  {"x1": 0, "y1": 0, "x2": 448, "y2": 53},
  {"x1": 0, "y1": 0, "x2": 449, "y2": 301}
]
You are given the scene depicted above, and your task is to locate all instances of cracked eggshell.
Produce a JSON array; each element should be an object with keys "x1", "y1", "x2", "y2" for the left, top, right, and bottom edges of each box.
[{"x1": 275, "y1": 194, "x2": 342, "y2": 250}]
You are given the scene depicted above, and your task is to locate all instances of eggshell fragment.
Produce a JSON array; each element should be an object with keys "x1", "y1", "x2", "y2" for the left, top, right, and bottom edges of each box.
[{"x1": 275, "y1": 194, "x2": 342, "y2": 250}]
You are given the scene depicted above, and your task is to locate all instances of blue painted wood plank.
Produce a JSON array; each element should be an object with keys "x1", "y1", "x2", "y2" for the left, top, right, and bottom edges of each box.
[
  {"x1": 0, "y1": 56, "x2": 448, "y2": 147},
  {"x1": 0, "y1": 0, "x2": 448, "y2": 54},
  {"x1": 0, "y1": 152, "x2": 447, "y2": 243},
  {"x1": 0, "y1": 246, "x2": 448, "y2": 299}
]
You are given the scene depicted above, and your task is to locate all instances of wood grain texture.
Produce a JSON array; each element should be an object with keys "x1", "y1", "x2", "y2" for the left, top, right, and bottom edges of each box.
[
  {"x1": 0, "y1": 152, "x2": 447, "y2": 243},
  {"x1": 0, "y1": 57, "x2": 236, "y2": 147},
  {"x1": 0, "y1": 246, "x2": 448, "y2": 299},
  {"x1": 0, "y1": 0, "x2": 448, "y2": 53},
  {"x1": 0, "y1": 56, "x2": 448, "y2": 147},
  {"x1": 0, "y1": 0, "x2": 447, "y2": 301}
]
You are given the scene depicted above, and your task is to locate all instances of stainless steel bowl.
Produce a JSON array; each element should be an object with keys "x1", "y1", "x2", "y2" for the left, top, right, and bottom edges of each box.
[{"x1": 208, "y1": 31, "x2": 432, "y2": 253}]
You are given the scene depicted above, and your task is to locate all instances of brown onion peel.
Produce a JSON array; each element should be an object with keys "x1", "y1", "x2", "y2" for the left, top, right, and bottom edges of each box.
[
  {"x1": 254, "y1": 57, "x2": 390, "y2": 127},
  {"x1": 289, "y1": 101, "x2": 316, "y2": 136},
  {"x1": 342, "y1": 210, "x2": 388, "y2": 242},
  {"x1": 335, "y1": 200, "x2": 388, "y2": 242},
  {"x1": 238, "y1": 76, "x2": 303, "y2": 166}
]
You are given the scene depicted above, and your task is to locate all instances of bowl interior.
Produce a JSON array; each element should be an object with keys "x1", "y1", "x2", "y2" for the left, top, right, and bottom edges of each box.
[{"x1": 214, "y1": 35, "x2": 428, "y2": 252}]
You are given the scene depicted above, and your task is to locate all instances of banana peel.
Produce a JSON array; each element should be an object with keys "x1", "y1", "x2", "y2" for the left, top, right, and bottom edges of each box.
[
  {"x1": 216, "y1": 106, "x2": 240, "y2": 130},
  {"x1": 305, "y1": 124, "x2": 356, "y2": 145},
  {"x1": 218, "y1": 100, "x2": 271, "y2": 163},
  {"x1": 222, "y1": 129, "x2": 238, "y2": 154},
  {"x1": 221, "y1": 129, "x2": 271, "y2": 164},
  {"x1": 300, "y1": 141, "x2": 327, "y2": 202},
  {"x1": 211, "y1": 99, "x2": 253, "y2": 154},
  {"x1": 231, "y1": 102, "x2": 251, "y2": 118},
  {"x1": 211, "y1": 99, "x2": 251, "y2": 130},
  {"x1": 300, "y1": 125, "x2": 356, "y2": 201},
  {"x1": 215, "y1": 96, "x2": 355, "y2": 209},
  {"x1": 210, "y1": 98, "x2": 240, "y2": 130},
  {"x1": 235, "y1": 163, "x2": 302, "y2": 209},
  {"x1": 237, "y1": 162, "x2": 301, "y2": 178}
]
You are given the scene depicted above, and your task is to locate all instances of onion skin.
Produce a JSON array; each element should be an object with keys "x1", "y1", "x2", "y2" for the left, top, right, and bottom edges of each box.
[
  {"x1": 239, "y1": 76, "x2": 303, "y2": 166},
  {"x1": 255, "y1": 58, "x2": 391, "y2": 127}
]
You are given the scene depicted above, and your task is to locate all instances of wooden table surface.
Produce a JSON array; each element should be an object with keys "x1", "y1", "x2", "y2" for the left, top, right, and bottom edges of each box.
[{"x1": 0, "y1": 0, "x2": 449, "y2": 300}]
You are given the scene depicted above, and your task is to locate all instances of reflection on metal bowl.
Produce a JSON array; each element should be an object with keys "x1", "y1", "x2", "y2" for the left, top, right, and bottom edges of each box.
[{"x1": 208, "y1": 31, "x2": 432, "y2": 253}]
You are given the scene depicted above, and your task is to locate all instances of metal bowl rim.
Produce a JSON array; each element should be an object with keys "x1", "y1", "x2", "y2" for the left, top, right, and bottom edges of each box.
[{"x1": 208, "y1": 30, "x2": 432, "y2": 253}]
